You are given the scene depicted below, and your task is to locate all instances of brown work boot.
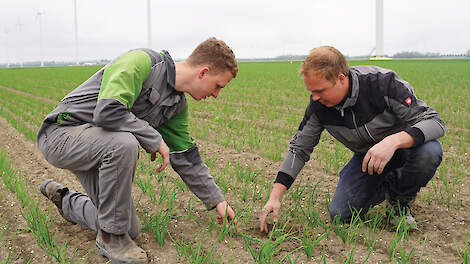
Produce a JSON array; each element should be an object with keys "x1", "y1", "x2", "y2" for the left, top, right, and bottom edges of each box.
[
  {"x1": 40, "y1": 179, "x2": 69, "y2": 218},
  {"x1": 96, "y1": 229, "x2": 147, "y2": 264}
]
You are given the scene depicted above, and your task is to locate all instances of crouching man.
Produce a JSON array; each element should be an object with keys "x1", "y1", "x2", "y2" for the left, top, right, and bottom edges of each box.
[
  {"x1": 260, "y1": 46, "x2": 444, "y2": 232},
  {"x1": 38, "y1": 37, "x2": 237, "y2": 263}
]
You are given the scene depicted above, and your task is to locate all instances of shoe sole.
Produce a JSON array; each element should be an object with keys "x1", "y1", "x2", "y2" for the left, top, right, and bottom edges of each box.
[
  {"x1": 96, "y1": 242, "x2": 147, "y2": 264},
  {"x1": 39, "y1": 179, "x2": 54, "y2": 198},
  {"x1": 39, "y1": 179, "x2": 75, "y2": 224}
]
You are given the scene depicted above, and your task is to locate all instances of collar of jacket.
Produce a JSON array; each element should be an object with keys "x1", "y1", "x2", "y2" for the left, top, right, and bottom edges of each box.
[
  {"x1": 334, "y1": 68, "x2": 359, "y2": 112},
  {"x1": 160, "y1": 50, "x2": 176, "y2": 90}
]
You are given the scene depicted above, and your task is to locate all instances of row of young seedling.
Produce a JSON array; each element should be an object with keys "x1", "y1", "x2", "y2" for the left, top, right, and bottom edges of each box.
[
  {"x1": 0, "y1": 88, "x2": 56, "y2": 141},
  {"x1": 0, "y1": 150, "x2": 88, "y2": 263},
  {"x1": 0, "y1": 66, "x2": 102, "y2": 102}
]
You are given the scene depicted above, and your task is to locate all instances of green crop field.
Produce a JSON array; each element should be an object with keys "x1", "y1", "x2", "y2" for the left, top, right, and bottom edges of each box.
[{"x1": 0, "y1": 59, "x2": 469, "y2": 263}]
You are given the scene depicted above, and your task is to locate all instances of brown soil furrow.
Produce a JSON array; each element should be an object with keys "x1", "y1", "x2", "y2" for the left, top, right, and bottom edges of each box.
[
  {"x1": 0, "y1": 85, "x2": 59, "y2": 105},
  {"x1": 0, "y1": 106, "x2": 38, "y2": 133}
]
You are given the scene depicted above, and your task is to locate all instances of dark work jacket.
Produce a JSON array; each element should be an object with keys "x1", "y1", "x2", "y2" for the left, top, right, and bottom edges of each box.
[{"x1": 276, "y1": 65, "x2": 445, "y2": 188}]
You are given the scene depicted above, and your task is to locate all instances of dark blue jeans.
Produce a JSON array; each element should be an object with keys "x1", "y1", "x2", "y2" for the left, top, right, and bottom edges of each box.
[{"x1": 329, "y1": 140, "x2": 442, "y2": 222}]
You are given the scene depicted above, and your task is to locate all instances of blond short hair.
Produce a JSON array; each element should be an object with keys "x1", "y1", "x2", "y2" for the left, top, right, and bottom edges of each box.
[
  {"x1": 299, "y1": 46, "x2": 349, "y2": 83},
  {"x1": 187, "y1": 37, "x2": 238, "y2": 78}
]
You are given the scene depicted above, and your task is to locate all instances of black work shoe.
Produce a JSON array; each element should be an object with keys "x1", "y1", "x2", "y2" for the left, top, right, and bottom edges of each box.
[
  {"x1": 39, "y1": 179, "x2": 69, "y2": 218},
  {"x1": 386, "y1": 193, "x2": 417, "y2": 230}
]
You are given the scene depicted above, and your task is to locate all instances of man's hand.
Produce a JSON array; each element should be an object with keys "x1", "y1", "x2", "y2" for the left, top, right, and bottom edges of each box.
[
  {"x1": 151, "y1": 140, "x2": 170, "y2": 173},
  {"x1": 362, "y1": 132, "x2": 415, "y2": 175},
  {"x1": 259, "y1": 183, "x2": 286, "y2": 233},
  {"x1": 259, "y1": 197, "x2": 281, "y2": 233},
  {"x1": 215, "y1": 201, "x2": 237, "y2": 231}
]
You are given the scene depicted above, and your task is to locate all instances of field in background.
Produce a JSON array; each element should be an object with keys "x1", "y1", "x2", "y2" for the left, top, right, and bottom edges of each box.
[{"x1": 0, "y1": 59, "x2": 468, "y2": 263}]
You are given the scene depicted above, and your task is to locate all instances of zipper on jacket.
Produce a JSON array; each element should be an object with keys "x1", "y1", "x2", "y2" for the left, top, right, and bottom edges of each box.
[
  {"x1": 364, "y1": 124, "x2": 377, "y2": 143},
  {"x1": 291, "y1": 151, "x2": 296, "y2": 169},
  {"x1": 350, "y1": 109, "x2": 367, "y2": 143}
]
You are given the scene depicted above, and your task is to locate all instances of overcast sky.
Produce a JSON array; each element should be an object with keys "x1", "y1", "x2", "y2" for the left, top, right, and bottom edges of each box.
[{"x1": 1, "y1": 0, "x2": 469, "y2": 63}]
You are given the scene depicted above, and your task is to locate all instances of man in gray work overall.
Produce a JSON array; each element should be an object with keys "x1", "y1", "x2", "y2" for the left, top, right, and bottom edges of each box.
[
  {"x1": 37, "y1": 37, "x2": 238, "y2": 263},
  {"x1": 259, "y1": 46, "x2": 444, "y2": 232}
]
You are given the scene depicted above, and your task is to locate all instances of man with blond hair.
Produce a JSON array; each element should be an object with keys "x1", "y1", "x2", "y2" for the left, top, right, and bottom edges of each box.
[
  {"x1": 260, "y1": 46, "x2": 444, "y2": 231},
  {"x1": 38, "y1": 37, "x2": 237, "y2": 263}
]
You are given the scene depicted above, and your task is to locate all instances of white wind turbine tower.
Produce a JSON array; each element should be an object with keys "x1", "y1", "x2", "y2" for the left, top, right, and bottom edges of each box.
[
  {"x1": 15, "y1": 20, "x2": 24, "y2": 67},
  {"x1": 74, "y1": 0, "x2": 79, "y2": 65},
  {"x1": 147, "y1": 0, "x2": 152, "y2": 49},
  {"x1": 36, "y1": 12, "x2": 45, "y2": 67},
  {"x1": 3, "y1": 29, "x2": 10, "y2": 68},
  {"x1": 371, "y1": 0, "x2": 391, "y2": 60}
]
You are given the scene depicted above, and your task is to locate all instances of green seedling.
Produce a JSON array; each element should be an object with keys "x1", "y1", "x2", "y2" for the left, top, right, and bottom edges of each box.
[
  {"x1": 298, "y1": 225, "x2": 326, "y2": 258},
  {"x1": 169, "y1": 231, "x2": 216, "y2": 264},
  {"x1": 142, "y1": 209, "x2": 171, "y2": 247},
  {"x1": 242, "y1": 224, "x2": 294, "y2": 264},
  {"x1": 216, "y1": 203, "x2": 239, "y2": 243},
  {"x1": 455, "y1": 232, "x2": 469, "y2": 264}
]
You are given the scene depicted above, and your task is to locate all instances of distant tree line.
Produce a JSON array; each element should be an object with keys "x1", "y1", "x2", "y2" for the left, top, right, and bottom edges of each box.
[
  {"x1": 270, "y1": 51, "x2": 470, "y2": 60},
  {"x1": 392, "y1": 51, "x2": 469, "y2": 58},
  {"x1": 392, "y1": 51, "x2": 440, "y2": 58},
  {"x1": 274, "y1": 55, "x2": 307, "y2": 60},
  {"x1": 0, "y1": 59, "x2": 111, "y2": 68}
]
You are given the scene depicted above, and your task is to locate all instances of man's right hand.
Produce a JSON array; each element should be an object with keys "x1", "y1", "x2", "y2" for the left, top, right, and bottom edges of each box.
[
  {"x1": 259, "y1": 183, "x2": 287, "y2": 233},
  {"x1": 151, "y1": 140, "x2": 170, "y2": 172}
]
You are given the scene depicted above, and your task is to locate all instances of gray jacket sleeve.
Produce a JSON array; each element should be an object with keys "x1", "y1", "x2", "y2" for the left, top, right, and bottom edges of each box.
[
  {"x1": 276, "y1": 100, "x2": 324, "y2": 189},
  {"x1": 93, "y1": 98, "x2": 162, "y2": 153},
  {"x1": 386, "y1": 72, "x2": 445, "y2": 145},
  {"x1": 170, "y1": 144, "x2": 225, "y2": 210}
]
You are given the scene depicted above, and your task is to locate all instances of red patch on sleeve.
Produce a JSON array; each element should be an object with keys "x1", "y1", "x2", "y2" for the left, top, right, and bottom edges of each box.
[{"x1": 405, "y1": 97, "x2": 412, "y2": 106}]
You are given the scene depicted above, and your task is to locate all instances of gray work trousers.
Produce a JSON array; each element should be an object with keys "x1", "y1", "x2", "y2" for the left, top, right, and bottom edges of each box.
[{"x1": 37, "y1": 123, "x2": 141, "y2": 238}]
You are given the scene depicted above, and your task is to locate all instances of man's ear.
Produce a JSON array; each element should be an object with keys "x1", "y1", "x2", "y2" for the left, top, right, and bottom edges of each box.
[
  {"x1": 198, "y1": 66, "x2": 210, "y2": 79},
  {"x1": 338, "y1": 73, "x2": 347, "y2": 84}
]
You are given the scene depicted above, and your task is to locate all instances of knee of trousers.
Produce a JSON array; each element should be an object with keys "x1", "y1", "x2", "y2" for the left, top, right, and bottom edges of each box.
[
  {"x1": 413, "y1": 140, "x2": 443, "y2": 176},
  {"x1": 329, "y1": 202, "x2": 352, "y2": 223},
  {"x1": 109, "y1": 133, "x2": 140, "y2": 164}
]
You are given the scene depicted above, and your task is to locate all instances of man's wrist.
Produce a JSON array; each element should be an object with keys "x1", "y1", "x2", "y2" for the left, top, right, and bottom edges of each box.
[
  {"x1": 385, "y1": 134, "x2": 401, "y2": 151},
  {"x1": 270, "y1": 183, "x2": 287, "y2": 200},
  {"x1": 387, "y1": 131, "x2": 415, "y2": 150}
]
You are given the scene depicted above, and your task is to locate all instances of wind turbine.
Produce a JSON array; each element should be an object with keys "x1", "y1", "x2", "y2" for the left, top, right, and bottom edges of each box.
[
  {"x1": 2, "y1": 29, "x2": 9, "y2": 68},
  {"x1": 15, "y1": 20, "x2": 24, "y2": 67},
  {"x1": 147, "y1": 0, "x2": 152, "y2": 49},
  {"x1": 371, "y1": 0, "x2": 391, "y2": 60},
  {"x1": 74, "y1": 0, "x2": 79, "y2": 65},
  {"x1": 36, "y1": 12, "x2": 45, "y2": 67}
]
